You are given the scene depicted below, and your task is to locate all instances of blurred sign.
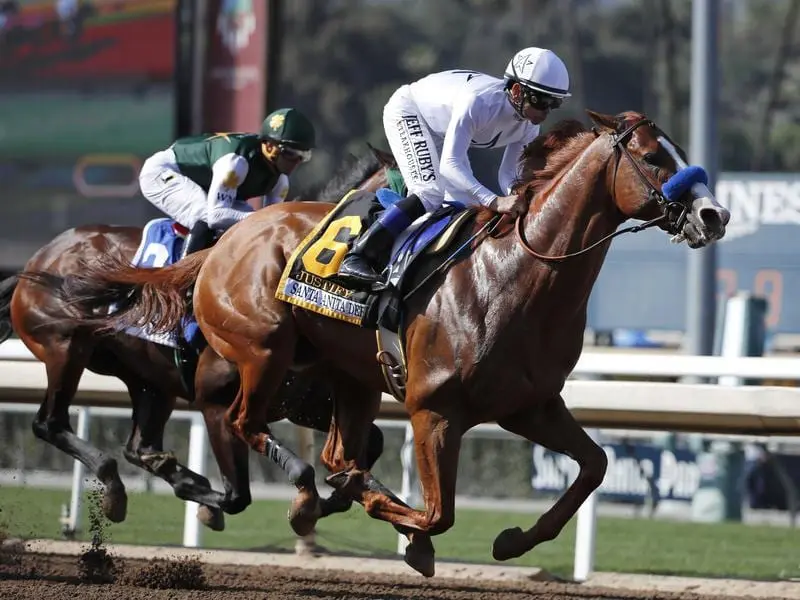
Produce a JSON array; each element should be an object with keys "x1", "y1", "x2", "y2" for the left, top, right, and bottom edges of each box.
[
  {"x1": 720, "y1": 176, "x2": 800, "y2": 241},
  {"x1": 0, "y1": 1, "x2": 176, "y2": 271},
  {"x1": 203, "y1": 0, "x2": 267, "y2": 131},
  {"x1": 588, "y1": 173, "x2": 800, "y2": 334},
  {"x1": 0, "y1": 1, "x2": 176, "y2": 82},
  {"x1": 532, "y1": 442, "x2": 700, "y2": 503}
]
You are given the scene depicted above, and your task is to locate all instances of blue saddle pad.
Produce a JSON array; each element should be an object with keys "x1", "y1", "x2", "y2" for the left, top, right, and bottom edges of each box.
[{"x1": 391, "y1": 201, "x2": 466, "y2": 261}]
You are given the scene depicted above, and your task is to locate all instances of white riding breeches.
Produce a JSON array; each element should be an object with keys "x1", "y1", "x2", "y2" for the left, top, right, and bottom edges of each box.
[
  {"x1": 138, "y1": 148, "x2": 251, "y2": 229},
  {"x1": 383, "y1": 86, "x2": 448, "y2": 212}
]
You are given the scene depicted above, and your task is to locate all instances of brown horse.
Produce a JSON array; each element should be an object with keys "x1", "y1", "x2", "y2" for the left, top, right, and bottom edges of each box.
[
  {"x1": 21, "y1": 111, "x2": 730, "y2": 576},
  {"x1": 1, "y1": 145, "x2": 395, "y2": 530}
]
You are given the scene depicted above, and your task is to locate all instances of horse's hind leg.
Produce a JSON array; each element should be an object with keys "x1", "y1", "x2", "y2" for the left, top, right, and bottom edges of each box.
[
  {"x1": 319, "y1": 376, "x2": 440, "y2": 577},
  {"x1": 281, "y1": 373, "x2": 385, "y2": 518},
  {"x1": 194, "y1": 347, "x2": 251, "y2": 523},
  {"x1": 224, "y1": 327, "x2": 321, "y2": 537},
  {"x1": 121, "y1": 378, "x2": 226, "y2": 530},
  {"x1": 32, "y1": 339, "x2": 127, "y2": 522},
  {"x1": 318, "y1": 423, "x2": 384, "y2": 517},
  {"x1": 493, "y1": 396, "x2": 608, "y2": 561}
]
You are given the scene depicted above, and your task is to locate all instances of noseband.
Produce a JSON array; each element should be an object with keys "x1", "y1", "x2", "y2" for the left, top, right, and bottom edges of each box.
[{"x1": 515, "y1": 117, "x2": 690, "y2": 262}]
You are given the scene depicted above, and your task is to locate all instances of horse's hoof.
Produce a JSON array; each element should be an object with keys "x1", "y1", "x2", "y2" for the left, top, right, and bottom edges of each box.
[
  {"x1": 288, "y1": 491, "x2": 321, "y2": 537},
  {"x1": 102, "y1": 485, "x2": 128, "y2": 523},
  {"x1": 197, "y1": 504, "x2": 225, "y2": 531},
  {"x1": 492, "y1": 526, "x2": 527, "y2": 561},
  {"x1": 404, "y1": 539, "x2": 435, "y2": 578}
]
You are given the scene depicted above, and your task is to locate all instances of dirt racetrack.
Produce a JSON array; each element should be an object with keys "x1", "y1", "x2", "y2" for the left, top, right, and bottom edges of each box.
[{"x1": 1, "y1": 540, "x2": 797, "y2": 600}]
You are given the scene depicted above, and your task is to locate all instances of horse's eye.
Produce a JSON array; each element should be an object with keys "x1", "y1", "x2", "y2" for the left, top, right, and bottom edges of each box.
[{"x1": 643, "y1": 152, "x2": 657, "y2": 164}]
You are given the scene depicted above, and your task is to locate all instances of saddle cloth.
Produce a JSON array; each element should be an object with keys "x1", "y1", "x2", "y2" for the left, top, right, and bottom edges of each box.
[{"x1": 275, "y1": 189, "x2": 476, "y2": 329}]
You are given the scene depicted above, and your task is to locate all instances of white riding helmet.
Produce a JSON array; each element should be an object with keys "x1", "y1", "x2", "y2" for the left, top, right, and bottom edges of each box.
[{"x1": 504, "y1": 47, "x2": 571, "y2": 98}]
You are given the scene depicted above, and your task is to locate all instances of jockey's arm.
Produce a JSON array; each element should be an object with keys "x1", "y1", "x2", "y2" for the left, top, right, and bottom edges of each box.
[
  {"x1": 206, "y1": 153, "x2": 254, "y2": 229},
  {"x1": 439, "y1": 95, "x2": 498, "y2": 208},
  {"x1": 262, "y1": 174, "x2": 290, "y2": 207}
]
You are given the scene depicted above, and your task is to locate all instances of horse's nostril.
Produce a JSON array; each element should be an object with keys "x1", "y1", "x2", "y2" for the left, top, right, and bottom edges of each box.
[{"x1": 699, "y1": 207, "x2": 727, "y2": 232}]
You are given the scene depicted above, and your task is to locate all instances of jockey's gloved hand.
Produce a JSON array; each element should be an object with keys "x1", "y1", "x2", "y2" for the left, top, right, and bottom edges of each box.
[{"x1": 491, "y1": 194, "x2": 528, "y2": 217}]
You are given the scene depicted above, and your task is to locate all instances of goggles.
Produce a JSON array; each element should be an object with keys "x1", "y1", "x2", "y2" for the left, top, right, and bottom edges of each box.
[
  {"x1": 524, "y1": 89, "x2": 563, "y2": 111},
  {"x1": 279, "y1": 145, "x2": 313, "y2": 163}
]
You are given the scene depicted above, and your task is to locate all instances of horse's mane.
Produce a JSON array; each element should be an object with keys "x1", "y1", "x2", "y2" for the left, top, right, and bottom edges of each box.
[
  {"x1": 314, "y1": 152, "x2": 382, "y2": 203},
  {"x1": 513, "y1": 118, "x2": 593, "y2": 201},
  {"x1": 476, "y1": 119, "x2": 593, "y2": 230}
]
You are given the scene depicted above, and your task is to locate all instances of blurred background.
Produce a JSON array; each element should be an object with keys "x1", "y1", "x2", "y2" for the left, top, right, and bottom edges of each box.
[
  {"x1": 1, "y1": 0, "x2": 800, "y2": 579},
  {"x1": 2, "y1": 0, "x2": 800, "y2": 348}
]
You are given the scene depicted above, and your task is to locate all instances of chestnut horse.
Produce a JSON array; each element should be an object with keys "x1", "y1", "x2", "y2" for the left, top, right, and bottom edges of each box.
[
  {"x1": 21, "y1": 111, "x2": 730, "y2": 576},
  {"x1": 1, "y1": 145, "x2": 395, "y2": 530}
]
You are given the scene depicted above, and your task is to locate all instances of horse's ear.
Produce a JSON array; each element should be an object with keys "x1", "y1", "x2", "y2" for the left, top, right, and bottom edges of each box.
[
  {"x1": 585, "y1": 110, "x2": 619, "y2": 134},
  {"x1": 367, "y1": 142, "x2": 396, "y2": 167}
]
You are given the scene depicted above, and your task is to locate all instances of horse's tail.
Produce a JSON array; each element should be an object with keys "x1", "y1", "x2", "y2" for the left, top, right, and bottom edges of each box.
[
  {"x1": 0, "y1": 274, "x2": 19, "y2": 343},
  {"x1": 18, "y1": 250, "x2": 211, "y2": 334}
]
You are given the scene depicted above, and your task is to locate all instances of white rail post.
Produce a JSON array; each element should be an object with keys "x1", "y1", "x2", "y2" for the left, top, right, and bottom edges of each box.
[
  {"x1": 397, "y1": 421, "x2": 417, "y2": 554},
  {"x1": 573, "y1": 428, "x2": 600, "y2": 582},
  {"x1": 182, "y1": 412, "x2": 208, "y2": 547},
  {"x1": 67, "y1": 407, "x2": 91, "y2": 534}
]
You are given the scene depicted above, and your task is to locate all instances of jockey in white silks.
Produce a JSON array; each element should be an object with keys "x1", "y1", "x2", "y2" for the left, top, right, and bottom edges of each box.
[{"x1": 336, "y1": 46, "x2": 571, "y2": 289}]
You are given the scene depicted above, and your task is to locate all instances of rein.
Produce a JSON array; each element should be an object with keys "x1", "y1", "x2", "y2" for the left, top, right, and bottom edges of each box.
[
  {"x1": 514, "y1": 212, "x2": 666, "y2": 262},
  {"x1": 513, "y1": 118, "x2": 687, "y2": 263},
  {"x1": 401, "y1": 213, "x2": 504, "y2": 301}
]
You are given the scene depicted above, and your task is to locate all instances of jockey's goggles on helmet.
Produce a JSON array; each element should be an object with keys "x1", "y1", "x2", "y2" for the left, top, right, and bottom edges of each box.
[
  {"x1": 279, "y1": 145, "x2": 313, "y2": 163},
  {"x1": 524, "y1": 88, "x2": 563, "y2": 111}
]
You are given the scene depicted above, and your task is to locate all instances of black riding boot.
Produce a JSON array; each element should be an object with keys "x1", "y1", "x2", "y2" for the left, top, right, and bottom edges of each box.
[
  {"x1": 337, "y1": 194, "x2": 425, "y2": 289},
  {"x1": 181, "y1": 220, "x2": 215, "y2": 259},
  {"x1": 336, "y1": 222, "x2": 396, "y2": 289}
]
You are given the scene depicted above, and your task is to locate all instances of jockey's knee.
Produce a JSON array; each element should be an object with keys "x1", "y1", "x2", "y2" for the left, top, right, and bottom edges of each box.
[{"x1": 415, "y1": 190, "x2": 442, "y2": 213}]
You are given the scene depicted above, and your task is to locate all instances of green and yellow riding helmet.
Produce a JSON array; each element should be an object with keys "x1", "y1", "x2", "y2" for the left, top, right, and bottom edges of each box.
[{"x1": 259, "y1": 108, "x2": 316, "y2": 163}]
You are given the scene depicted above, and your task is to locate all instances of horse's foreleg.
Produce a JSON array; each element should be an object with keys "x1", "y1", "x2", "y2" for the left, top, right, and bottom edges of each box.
[
  {"x1": 32, "y1": 341, "x2": 127, "y2": 523},
  {"x1": 122, "y1": 380, "x2": 226, "y2": 530},
  {"x1": 493, "y1": 397, "x2": 607, "y2": 561}
]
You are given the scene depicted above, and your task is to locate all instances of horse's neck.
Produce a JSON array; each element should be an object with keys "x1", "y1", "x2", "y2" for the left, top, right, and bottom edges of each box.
[{"x1": 516, "y1": 137, "x2": 622, "y2": 310}]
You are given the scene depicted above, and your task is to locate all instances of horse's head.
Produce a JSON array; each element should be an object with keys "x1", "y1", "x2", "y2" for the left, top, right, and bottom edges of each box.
[{"x1": 587, "y1": 110, "x2": 730, "y2": 248}]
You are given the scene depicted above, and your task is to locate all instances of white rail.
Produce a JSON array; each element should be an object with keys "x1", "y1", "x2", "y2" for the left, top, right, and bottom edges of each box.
[{"x1": 2, "y1": 337, "x2": 800, "y2": 582}]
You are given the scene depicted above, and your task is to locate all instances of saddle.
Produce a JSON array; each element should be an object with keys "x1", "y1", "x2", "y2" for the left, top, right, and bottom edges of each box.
[{"x1": 275, "y1": 189, "x2": 481, "y2": 399}]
